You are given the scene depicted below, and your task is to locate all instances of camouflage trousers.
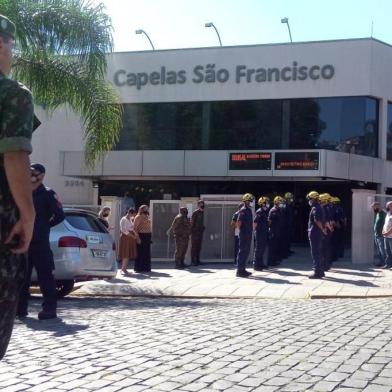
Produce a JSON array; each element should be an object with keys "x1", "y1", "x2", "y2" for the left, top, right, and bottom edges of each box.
[
  {"x1": 0, "y1": 249, "x2": 26, "y2": 360},
  {"x1": 174, "y1": 236, "x2": 189, "y2": 265},
  {"x1": 191, "y1": 232, "x2": 204, "y2": 263}
]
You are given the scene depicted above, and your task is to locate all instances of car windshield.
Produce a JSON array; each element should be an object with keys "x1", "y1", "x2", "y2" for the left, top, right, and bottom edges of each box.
[{"x1": 65, "y1": 212, "x2": 107, "y2": 233}]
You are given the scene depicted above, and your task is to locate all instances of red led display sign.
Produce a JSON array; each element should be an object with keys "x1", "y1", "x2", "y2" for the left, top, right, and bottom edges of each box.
[
  {"x1": 275, "y1": 152, "x2": 319, "y2": 170},
  {"x1": 229, "y1": 153, "x2": 272, "y2": 170}
]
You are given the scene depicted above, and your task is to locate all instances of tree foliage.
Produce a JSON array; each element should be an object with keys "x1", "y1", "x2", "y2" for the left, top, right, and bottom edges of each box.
[{"x1": 0, "y1": 0, "x2": 122, "y2": 165}]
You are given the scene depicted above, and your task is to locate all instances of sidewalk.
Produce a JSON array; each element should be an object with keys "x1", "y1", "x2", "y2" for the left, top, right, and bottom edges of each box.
[{"x1": 73, "y1": 252, "x2": 392, "y2": 299}]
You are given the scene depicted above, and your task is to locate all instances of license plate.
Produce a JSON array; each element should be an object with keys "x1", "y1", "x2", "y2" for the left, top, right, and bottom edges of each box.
[{"x1": 92, "y1": 249, "x2": 107, "y2": 258}]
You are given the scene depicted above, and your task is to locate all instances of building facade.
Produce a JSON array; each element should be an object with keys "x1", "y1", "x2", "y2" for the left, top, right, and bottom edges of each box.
[{"x1": 32, "y1": 38, "x2": 392, "y2": 215}]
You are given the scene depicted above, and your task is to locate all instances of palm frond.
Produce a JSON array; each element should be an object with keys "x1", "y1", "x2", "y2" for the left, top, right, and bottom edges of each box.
[
  {"x1": 13, "y1": 51, "x2": 122, "y2": 165},
  {"x1": 1, "y1": 0, "x2": 113, "y2": 77}
]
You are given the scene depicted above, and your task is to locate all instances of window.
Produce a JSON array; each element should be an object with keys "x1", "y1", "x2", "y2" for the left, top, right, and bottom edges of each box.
[
  {"x1": 115, "y1": 96, "x2": 378, "y2": 157},
  {"x1": 387, "y1": 103, "x2": 392, "y2": 160}
]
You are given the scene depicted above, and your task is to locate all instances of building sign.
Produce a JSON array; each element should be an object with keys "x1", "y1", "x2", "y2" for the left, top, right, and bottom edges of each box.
[
  {"x1": 113, "y1": 62, "x2": 335, "y2": 90},
  {"x1": 229, "y1": 152, "x2": 272, "y2": 170},
  {"x1": 275, "y1": 152, "x2": 319, "y2": 170}
]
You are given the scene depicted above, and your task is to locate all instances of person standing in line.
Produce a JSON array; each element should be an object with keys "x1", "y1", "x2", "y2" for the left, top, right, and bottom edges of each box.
[
  {"x1": 0, "y1": 15, "x2": 36, "y2": 359},
  {"x1": 236, "y1": 193, "x2": 254, "y2": 278},
  {"x1": 382, "y1": 201, "x2": 392, "y2": 269},
  {"x1": 307, "y1": 191, "x2": 327, "y2": 279},
  {"x1": 371, "y1": 201, "x2": 386, "y2": 267},
  {"x1": 133, "y1": 205, "x2": 152, "y2": 273},
  {"x1": 118, "y1": 208, "x2": 138, "y2": 276},
  {"x1": 284, "y1": 192, "x2": 295, "y2": 257},
  {"x1": 319, "y1": 193, "x2": 334, "y2": 271},
  {"x1": 17, "y1": 164, "x2": 65, "y2": 320},
  {"x1": 191, "y1": 200, "x2": 205, "y2": 266},
  {"x1": 267, "y1": 196, "x2": 283, "y2": 267},
  {"x1": 98, "y1": 206, "x2": 111, "y2": 229},
  {"x1": 169, "y1": 207, "x2": 191, "y2": 269},
  {"x1": 231, "y1": 202, "x2": 244, "y2": 265},
  {"x1": 333, "y1": 197, "x2": 346, "y2": 259},
  {"x1": 253, "y1": 196, "x2": 269, "y2": 271}
]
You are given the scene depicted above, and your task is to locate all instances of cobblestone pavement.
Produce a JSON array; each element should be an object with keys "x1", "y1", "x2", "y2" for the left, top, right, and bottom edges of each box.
[{"x1": 1, "y1": 297, "x2": 392, "y2": 392}]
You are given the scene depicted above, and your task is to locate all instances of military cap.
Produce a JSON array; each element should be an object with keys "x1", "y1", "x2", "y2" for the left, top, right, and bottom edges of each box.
[{"x1": 0, "y1": 15, "x2": 16, "y2": 40}]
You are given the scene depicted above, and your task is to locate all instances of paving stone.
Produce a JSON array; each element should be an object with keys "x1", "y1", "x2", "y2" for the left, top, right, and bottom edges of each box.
[{"x1": 2, "y1": 297, "x2": 392, "y2": 392}]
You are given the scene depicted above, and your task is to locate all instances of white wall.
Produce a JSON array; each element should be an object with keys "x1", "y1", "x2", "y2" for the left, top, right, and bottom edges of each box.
[{"x1": 31, "y1": 106, "x2": 93, "y2": 205}]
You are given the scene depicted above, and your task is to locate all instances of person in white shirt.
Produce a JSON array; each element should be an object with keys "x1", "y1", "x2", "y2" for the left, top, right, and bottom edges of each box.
[
  {"x1": 382, "y1": 201, "x2": 392, "y2": 269},
  {"x1": 118, "y1": 208, "x2": 138, "y2": 276}
]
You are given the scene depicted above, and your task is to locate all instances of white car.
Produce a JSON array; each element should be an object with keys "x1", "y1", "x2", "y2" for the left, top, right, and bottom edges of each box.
[{"x1": 31, "y1": 208, "x2": 117, "y2": 297}]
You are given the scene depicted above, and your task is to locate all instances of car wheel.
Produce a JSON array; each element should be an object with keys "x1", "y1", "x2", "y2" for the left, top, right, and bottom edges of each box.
[{"x1": 56, "y1": 280, "x2": 75, "y2": 298}]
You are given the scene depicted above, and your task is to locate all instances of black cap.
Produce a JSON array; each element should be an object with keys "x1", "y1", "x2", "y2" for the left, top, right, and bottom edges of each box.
[{"x1": 30, "y1": 163, "x2": 46, "y2": 174}]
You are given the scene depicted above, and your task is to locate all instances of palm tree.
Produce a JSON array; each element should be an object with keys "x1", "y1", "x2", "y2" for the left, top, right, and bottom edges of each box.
[{"x1": 0, "y1": 0, "x2": 122, "y2": 165}]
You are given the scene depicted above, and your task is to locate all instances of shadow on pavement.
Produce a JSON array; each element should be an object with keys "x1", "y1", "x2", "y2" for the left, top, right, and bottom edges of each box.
[
  {"x1": 248, "y1": 276, "x2": 301, "y2": 285},
  {"x1": 19, "y1": 317, "x2": 89, "y2": 336},
  {"x1": 324, "y1": 276, "x2": 378, "y2": 287}
]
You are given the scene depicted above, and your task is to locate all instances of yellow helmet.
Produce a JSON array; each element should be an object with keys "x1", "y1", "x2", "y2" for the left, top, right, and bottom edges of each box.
[
  {"x1": 332, "y1": 196, "x2": 341, "y2": 204},
  {"x1": 258, "y1": 196, "x2": 267, "y2": 206},
  {"x1": 284, "y1": 192, "x2": 293, "y2": 199},
  {"x1": 306, "y1": 191, "x2": 319, "y2": 200},
  {"x1": 319, "y1": 193, "x2": 332, "y2": 203},
  {"x1": 274, "y1": 196, "x2": 283, "y2": 204},
  {"x1": 242, "y1": 193, "x2": 254, "y2": 202}
]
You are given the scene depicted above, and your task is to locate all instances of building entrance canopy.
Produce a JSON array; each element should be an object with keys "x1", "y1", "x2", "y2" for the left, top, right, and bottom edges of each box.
[{"x1": 60, "y1": 149, "x2": 390, "y2": 185}]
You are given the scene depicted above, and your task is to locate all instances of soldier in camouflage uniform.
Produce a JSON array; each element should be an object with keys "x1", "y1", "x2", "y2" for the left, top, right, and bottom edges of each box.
[
  {"x1": 0, "y1": 15, "x2": 36, "y2": 360},
  {"x1": 191, "y1": 200, "x2": 205, "y2": 266},
  {"x1": 169, "y1": 207, "x2": 191, "y2": 269}
]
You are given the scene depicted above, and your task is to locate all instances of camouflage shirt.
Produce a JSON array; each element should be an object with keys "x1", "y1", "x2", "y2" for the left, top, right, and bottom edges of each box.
[
  {"x1": 0, "y1": 71, "x2": 34, "y2": 154},
  {"x1": 170, "y1": 214, "x2": 191, "y2": 238},
  {"x1": 191, "y1": 209, "x2": 205, "y2": 234},
  {"x1": 0, "y1": 71, "x2": 34, "y2": 240}
]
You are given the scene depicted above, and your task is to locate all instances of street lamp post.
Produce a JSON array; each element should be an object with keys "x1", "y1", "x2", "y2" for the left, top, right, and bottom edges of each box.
[
  {"x1": 281, "y1": 17, "x2": 293, "y2": 43},
  {"x1": 135, "y1": 29, "x2": 155, "y2": 50},
  {"x1": 204, "y1": 22, "x2": 222, "y2": 47}
]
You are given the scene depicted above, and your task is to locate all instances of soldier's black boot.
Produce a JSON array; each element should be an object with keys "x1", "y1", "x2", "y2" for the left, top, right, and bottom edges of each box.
[
  {"x1": 38, "y1": 310, "x2": 57, "y2": 320},
  {"x1": 175, "y1": 260, "x2": 184, "y2": 269}
]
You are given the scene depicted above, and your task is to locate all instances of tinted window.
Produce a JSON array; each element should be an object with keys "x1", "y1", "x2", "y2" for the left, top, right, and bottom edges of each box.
[
  {"x1": 387, "y1": 103, "x2": 392, "y2": 161},
  {"x1": 115, "y1": 96, "x2": 378, "y2": 157},
  {"x1": 66, "y1": 213, "x2": 107, "y2": 233}
]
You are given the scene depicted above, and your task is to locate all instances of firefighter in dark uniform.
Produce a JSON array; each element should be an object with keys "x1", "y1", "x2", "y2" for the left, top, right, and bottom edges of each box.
[
  {"x1": 332, "y1": 196, "x2": 346, "y2": 259},
  {"x1": 307, "y1": 191, "x2": 326, "y2": 279},
  {"x1": 320, "y1": 193, "x2": 334, "y2": 271},
  {"x1": 253, "y1": 196, "x2": 269, "y2": 271},
  {"x1": 231, "y1": 202, "x2": 244, "y2": 265},
  {"x1": 268, "y1": 196, "x2": 283, "y2": 266},
  {"x1": 284, "y1": 192, "x2": 295, "y2": 257},
  {"x1": 169, "y1": 207, "x2": 191, "y2": 269},
  {"x1": 17, "y1": 164, "x2": 65, "y2": 320},
  {"x1": 190, "y1": 200, "x2": 205, "y2": 266},
  {"x1": 236, "y1": 193, "x2": 254, "y2": 277},
  {"x1": 0, "y1": 14, "x2": 37, "y2": 359}
]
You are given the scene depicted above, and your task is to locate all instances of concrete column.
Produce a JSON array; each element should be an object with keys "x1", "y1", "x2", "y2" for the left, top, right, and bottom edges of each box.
[{"x1": 351, "y1": 189, "x2": 376, "y2": 264}]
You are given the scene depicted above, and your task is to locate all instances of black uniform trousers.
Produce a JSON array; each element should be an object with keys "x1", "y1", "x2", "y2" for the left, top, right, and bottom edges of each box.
[
  {"x1": 135, "y1": 233, "x2": 152, "y2": 272},
  {"x1": 254, "y1": 231, "x2": 268, "y2": 269},
  {"x1": 268, "y1": 231, "x2": 281, "y2": 265},
  {"x1": 18, "y1": 244, "x2": 57, "y2": 315}
]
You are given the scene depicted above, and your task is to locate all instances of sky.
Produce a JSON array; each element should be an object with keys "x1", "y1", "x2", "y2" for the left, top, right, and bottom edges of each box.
[{"x1": 94, "y1": 0, "x2": 392, "y2": 52}]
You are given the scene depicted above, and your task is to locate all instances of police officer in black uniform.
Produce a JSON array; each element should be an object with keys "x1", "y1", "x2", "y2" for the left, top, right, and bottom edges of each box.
[
  {"x1": 17, "y1": 164, "x2": 65, "y2": 320},
  {"x1": 236, "y1": 193, "x2": 254, "y2": 278},
  {"x1": 253, "y1": 196, "x2": 269, "y2": 271},
  {"x1": 307, "y1": 191, "x2": 326, "y2": 279}
]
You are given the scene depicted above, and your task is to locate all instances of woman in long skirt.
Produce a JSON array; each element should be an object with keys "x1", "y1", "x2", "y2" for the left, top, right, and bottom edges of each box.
[
  {"x1": 118, "y1": 208, "x2": 138, "y2": 276},
  {"x1": 133, "y1": 205, "x2": 152, "y2": 273}
]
